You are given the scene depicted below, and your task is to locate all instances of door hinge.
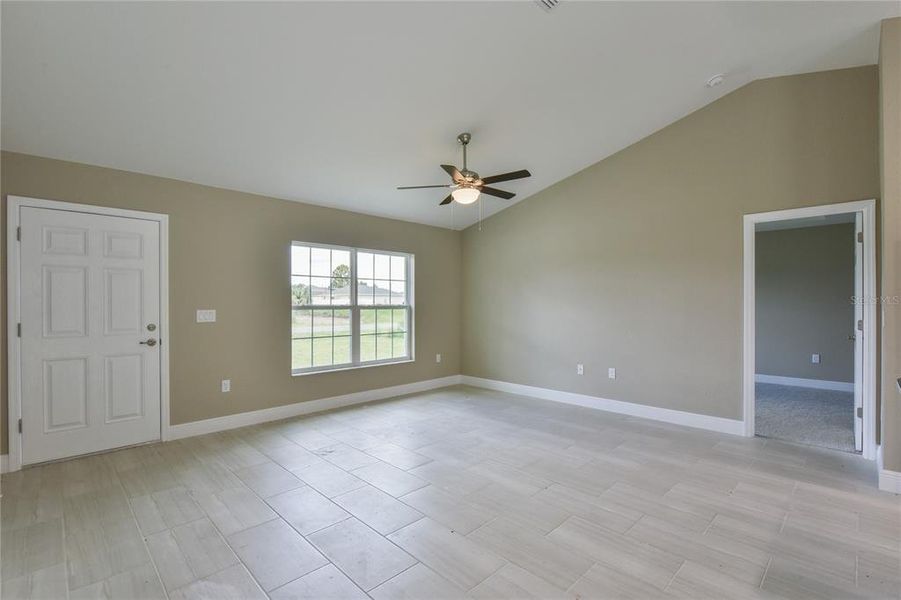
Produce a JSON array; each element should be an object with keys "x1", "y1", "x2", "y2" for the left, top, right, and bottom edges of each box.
[
  {"x1": 16, "y1": 226, "x2": 21, "y2": 241},
  {"x1": 857, "y1": 231, "x2": 863, "y2": 243},
  {"x1": 18, "y1": 419, "x2": 22, "y2": 434},
  {"x1": 16, "y1": 323, "x2": 21, "y2": 337},
  {"x1": 857, "y1": 407, "x2": 863, "y2": 419},
  {"x1": 858, "y1": 319, "x2": 864, "y2": 331}
]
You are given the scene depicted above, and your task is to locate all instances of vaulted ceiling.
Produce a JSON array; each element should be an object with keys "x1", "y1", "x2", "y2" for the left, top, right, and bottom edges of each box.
[{"x1": 2, "y1": 1, "x2": 898, "y2": 228}]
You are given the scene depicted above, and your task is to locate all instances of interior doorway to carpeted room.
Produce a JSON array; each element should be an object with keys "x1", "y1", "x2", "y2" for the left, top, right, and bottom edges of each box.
[{"x1": 750, "y1": 206, "x2": 870, "y2": 455}]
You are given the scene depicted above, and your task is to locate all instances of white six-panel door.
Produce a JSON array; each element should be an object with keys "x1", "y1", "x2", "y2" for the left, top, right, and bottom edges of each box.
[{"x1": 19, "y1": 206, "x2": 161, "y2": 465}]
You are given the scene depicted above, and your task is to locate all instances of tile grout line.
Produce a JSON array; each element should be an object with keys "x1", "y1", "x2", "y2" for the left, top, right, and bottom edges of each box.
[
  {"x1": 778, "y1": 513, "x2": 788, "y2": 534},
  {"x1": 364, "y1": 560, "x2": 421, "y2": 596},
  {"x1": 621, "y1": 513, "x2": 645, "y2": 536},
  {"x1": 564, "y1": 561, "x2": 598, "y2": 595},
  {"x1": 700, "y1": 512, "x2": 717, "y2": 536},
  {"x1": 758, "y1": 555, "x2": 774, "y2": 589},
  {"x1": 662, "y1": 560, "x2": 686, "y2": 593},
  {"x1": 116, "y1": 467, "x2": 172, "y2": 600}
]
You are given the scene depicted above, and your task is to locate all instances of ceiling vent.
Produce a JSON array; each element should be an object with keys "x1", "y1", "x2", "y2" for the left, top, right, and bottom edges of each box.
[{"x1": 535, "y1": 0, "x2": 561, "y2": 12}]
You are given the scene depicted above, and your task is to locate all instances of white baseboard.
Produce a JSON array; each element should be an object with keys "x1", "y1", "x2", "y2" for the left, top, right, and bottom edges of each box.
[
  {"x1": 755, "y1": 374, "x2": 854, "y2": 392},
  {"x1": 461, "y1": 376, "x2": 744, "y2": 436},
  {"x1": 879, "y1": 469, "x2": 901, "y2": 494},
  {"x1": 0, "y1": 454, "x2": 8, "y2": 474},
  {"x1": 877, "y1": 446, "x2": 901, "y2": 494},
  {"x1": 167, "y1": 375, "x2": 463, "y2": 440}
]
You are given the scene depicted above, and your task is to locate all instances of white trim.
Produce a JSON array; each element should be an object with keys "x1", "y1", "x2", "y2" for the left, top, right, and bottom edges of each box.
[
  {"x1": 159, "y1": 212, "x2": 171, "y2": 443},
  {"x1": 292, "y1": 358, "x2": 415, "y2": 377},
  {"x1": 461, "y1": 376, "x2": 744, "y2": 435},
  {"x1": 754, "y1": 374, "x2": 854, "y2": 392},
  {"x1": 168, "y1": 375, "x2": 462, "y2": 440},
  {"x1": 742, "y1": 199, "x2": 877, "y2": 460},
  {"x1": 5, "y1": 195, "x2": 171, "y2": 472},
  {"x1": 879, "y1": 471, "x2": 901, "y2": 494},
  {"x1": 875, "y1": 445, "x2": 899, "y2": 493},
  {"x1": 0, "y1": 454, "x2": 8, "y2": 474}
]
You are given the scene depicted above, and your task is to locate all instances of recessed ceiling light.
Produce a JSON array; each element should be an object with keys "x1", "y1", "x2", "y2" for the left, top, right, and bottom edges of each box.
[{"x1": 706, "y1": 74, "x2": 726, "y2": 88}]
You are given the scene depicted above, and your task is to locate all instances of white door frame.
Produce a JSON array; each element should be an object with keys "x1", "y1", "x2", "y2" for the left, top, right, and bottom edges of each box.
[
  {"x1": 6, "y1": 195, "x2": 170, "y2": 472},
  {"x1": 742, "y1": 199, "x2": 877, "y2": 460}
]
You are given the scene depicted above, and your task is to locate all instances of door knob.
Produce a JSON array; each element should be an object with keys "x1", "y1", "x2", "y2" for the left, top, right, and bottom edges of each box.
[{"x1": 140, "y1": 338, "x2": 157, "y2": 347}]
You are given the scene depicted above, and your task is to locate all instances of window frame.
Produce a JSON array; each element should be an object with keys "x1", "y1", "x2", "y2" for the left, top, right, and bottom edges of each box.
[{"x1": 291, "y1": 241, "x2": 414, "y2": 375}]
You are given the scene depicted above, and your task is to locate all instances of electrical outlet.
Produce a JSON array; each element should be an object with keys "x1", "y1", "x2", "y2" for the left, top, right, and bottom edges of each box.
[
  {"x1": 811, "y1": 354, "x2": 820, "y2": 364},
  {"x1": 576, "y1": 363, "x2": 584, "y2": 375},
  {"x1": 221, "y1": 379, "x2": 231, "y2": 393},
  {"x1": 608, "y1": 367, "x2": 616, "y2": 380},
  {"x1": 436, "y1": 353, "x2": 442, "y2": 363},
  {"x1": 197, "y1": 309, "x2": 217, "y2": 323}
]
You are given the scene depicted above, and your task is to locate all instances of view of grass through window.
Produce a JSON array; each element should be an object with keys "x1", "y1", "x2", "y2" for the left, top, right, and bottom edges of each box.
[{"x1": 291, "y1": 244, "x2": 410, "y2": 372}]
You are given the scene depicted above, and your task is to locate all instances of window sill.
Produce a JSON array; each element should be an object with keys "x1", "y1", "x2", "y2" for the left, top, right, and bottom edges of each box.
[{"x1": 292, "y1": 358, "x2": 415, "y2": 377}]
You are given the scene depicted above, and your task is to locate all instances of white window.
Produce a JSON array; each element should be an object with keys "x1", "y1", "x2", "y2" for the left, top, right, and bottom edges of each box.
[{"x1": 291, "y1": 242, "x2": 413, "y2": 374}]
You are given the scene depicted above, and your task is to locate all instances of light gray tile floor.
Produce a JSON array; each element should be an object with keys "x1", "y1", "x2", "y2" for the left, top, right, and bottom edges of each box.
[{"x1": 2, "y1": 385, "x2": 898, "y2": 599}]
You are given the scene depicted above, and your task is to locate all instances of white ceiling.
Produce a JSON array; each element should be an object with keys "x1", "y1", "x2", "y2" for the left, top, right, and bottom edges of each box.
[{"x1": 2, "y1": 2, "x2": 898, "y2": 229}]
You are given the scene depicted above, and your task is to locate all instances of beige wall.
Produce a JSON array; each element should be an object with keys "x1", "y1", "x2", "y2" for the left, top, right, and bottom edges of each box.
[
  {"x1": 880, "y1": 18, "x2": 901, "y2": 472},
  {"x1": 755, "y1": 224, "x2": 855, "y2": 383},
  {"x1": 0, "y1": 64, "x2": 890, "y2": 463},
  {"x1": 461, "y1": 66, "x2": 879, "y2": 421},
  {"x1": 0, "y1": 152, "x2": 463, "y2": 454}
]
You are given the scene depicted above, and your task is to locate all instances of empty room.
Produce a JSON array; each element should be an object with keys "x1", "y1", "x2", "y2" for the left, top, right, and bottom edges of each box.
[{"x1": 1, "y1": 2, "x2": 900, "y2": 600}]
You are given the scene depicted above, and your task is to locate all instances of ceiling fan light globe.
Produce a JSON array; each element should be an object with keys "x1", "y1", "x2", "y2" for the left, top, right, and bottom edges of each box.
[{"x1": 452, "y1": 187, "x2": 480, "y2": 205}]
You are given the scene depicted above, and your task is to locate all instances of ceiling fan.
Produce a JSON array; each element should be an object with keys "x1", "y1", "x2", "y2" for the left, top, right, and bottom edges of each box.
[{"x1": 397, "y1": 133, "x2": 531, "y2": 206}]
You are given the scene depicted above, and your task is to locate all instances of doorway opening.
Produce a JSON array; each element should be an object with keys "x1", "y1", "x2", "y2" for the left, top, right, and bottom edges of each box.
[{"x1": 742, "y1": 200, "x2": 876, "y2": 459}]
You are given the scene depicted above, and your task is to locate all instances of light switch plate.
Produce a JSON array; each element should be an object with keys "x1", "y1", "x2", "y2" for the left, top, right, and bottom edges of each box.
[
  {"x1": 811, "y1": 353, "x2": 820, "y2": 364},
  {"x1": 196, "y1": 309, "x2": 216, "y2": 323},
  {"x1": 221, "y1": 379, "x2": 231, "y2": 393},
  {"x1": 608, "y1": 367, "x2": 616, "y2": 380}
]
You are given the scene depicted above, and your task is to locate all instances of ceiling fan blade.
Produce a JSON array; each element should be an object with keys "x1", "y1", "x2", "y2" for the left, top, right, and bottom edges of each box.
[
  {"x1": 441, "y1": 164, "x2": 464, "y2": 182},
  {"x1": 480, "y1": 169, "x2": 531, "y2": 185},
  {"x1": 439, "y1": 194, "x2": 454, "y2": 206},
  {"x1": 397, "y1": 184, "x2": 452, "y2": 190},
  {"x1": 479, "y1": 186, "x2": 516, "y2": 200}
]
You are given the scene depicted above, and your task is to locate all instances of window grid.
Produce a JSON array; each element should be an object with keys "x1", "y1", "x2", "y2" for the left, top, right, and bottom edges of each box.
[{"x1": 291, "y1": 243, "x2": 412, "y2": 374}]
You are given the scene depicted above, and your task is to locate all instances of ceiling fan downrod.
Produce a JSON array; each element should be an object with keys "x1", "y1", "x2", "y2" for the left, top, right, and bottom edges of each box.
[
  {"x1": 458, "y1": 132, "x2": 471, "y2": 172},
  {"x1": 457, "y1": 132, "x2": 477, "y2": 182}
]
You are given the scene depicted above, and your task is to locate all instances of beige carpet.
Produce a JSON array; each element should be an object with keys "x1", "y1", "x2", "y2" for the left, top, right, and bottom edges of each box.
[{"x1": 755, "y1": 382, "x2": 856, "y2": 453}]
